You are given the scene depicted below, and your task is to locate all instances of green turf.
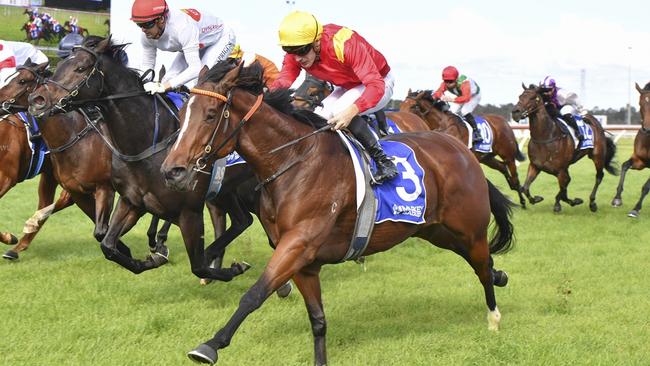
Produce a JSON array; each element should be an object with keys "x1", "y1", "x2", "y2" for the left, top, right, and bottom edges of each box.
[{"x1": 0, "y1": 138, "x2": 647, "y2": 365}]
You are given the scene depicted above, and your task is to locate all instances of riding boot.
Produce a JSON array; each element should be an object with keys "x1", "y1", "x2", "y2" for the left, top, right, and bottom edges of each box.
[
  {"x1": 374, "y1": 110, "x2": 389, "y2": 137},
  {"x1": 348, "y1": 115, "x2": 398, "y2": 184},
  {"x1": 562, "y1": 113, "x2": 584, "y2": 142},
  {"x1": 464, "y1": 113, "x2": 483, "y2": 144}
]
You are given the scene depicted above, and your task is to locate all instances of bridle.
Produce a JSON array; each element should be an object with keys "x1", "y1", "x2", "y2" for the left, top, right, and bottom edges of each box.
[
  {"x1": 0, "y1": 66, "x2": 45, "y2": 115},
  {"x1": 515, "y1": 90, "x2": 545, "y2": 119},
  {"x1": 188, "y1": 87, "x2": 264, "y2": 173}
]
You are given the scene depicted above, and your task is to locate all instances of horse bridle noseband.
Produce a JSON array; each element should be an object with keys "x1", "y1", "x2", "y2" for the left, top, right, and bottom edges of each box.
[
  {"x1": 0, "y1": 66, "x2": 45, "y2": 115},
  {"x1": 188, "y1": 87, "x2": 264, "y2": 173},
  {"x1": 516, "y1": 92, "x2": 544, "y2": 119}
]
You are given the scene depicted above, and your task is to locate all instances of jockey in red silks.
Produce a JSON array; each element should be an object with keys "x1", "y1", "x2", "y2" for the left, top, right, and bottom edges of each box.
[
  {"x1": 0, "y1": 40, "x2": 48, "y2": 88},
  {"x1": 271, "y1": 11, "x2": 397, "y2": 184},
  {"x1": 432, "y1": 65, "x2": 483, "y2": 144},
  {"x1": 130, "y1": 0, "x2": 236, "y2": 93}
]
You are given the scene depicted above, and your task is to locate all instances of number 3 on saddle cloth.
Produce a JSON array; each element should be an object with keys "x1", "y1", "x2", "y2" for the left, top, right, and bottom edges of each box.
[
  {"x1": 339, "y1": 132, "x2": 427, "y2": 225},
  {"x1": 458, "y1": 114, "x2": 494, "y2": 153},
  {"x1": 555, "y1": 115, "x2": 595, "y2": 150},
  {"x1": 16, "y1": 112, "x2": 48, "y2": 182}
]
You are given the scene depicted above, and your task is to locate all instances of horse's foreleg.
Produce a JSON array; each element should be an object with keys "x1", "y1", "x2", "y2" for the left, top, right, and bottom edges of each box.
[
  {"x1": 188, "y1": 234, "x2": 319, "y2": 365},
  {"x1": 99, "y1": 197, "x2": 159, "y2": 274},
  {"x1": 628, "y1": 176, "x2": 650, "y2": 218},
  {"x1": 555, "y1": 169, "x2": 583, "y2": 212},
  {"x1": 612, "y1": 158, "x2": 633, "y2": 207},
  {"x1": 522, "y1": 163, "x2": 543, "y2": 204},
  {"x1": 93, "y1": 185, "x2": 114, "y2": 241},
  {"x1": 588, "y1": 168, "x2": 605, "y2": 212},
  {"x1": 293, "y1": 266, "x2": 328, "y2": 366},
  {"x1": 178, "y1": 208, "x2": 249, "y2": 282}
]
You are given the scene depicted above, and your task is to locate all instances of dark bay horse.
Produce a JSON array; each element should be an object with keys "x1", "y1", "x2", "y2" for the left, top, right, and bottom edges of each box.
[
  {"x1": 0, "y1": 113, "x2": 72, "y2": 259},
  {"x1": 28, "y1": 38, "x2": 250, "y2": 281},
  {"x1": 161, "y1": 61, "x2": 515, "y2": 365},
  {"x1": 512, "y1": 84, "x2": 618, "y2": 212},
  {"x1": 611, "y1": 82, "x2": 650, "y2": 217},
  {"x1": 4, "y1": 59, "x2": 175, "y2": 261},
  {"x1": 400, "y1": 90, "x2": 527, "y2": 207}
]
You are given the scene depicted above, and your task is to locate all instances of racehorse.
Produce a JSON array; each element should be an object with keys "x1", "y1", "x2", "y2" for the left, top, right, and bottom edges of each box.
[
  {"x1": 2, "y1": 59, "x2": 175, "y2": 260},
  {"x1": 611, "y1": 82, "x2": 650, "y2": 217},
  {"x1": 161, "y1": 60, "x2": 515, "y2": 365},
  {"x1": 512, "y1": 84, "x2": 618, "y2": 212},
  {"x1": 0, "y1": 113, "x2": 72, "y2": 259},
  {"x1": 28, "y1": 38, "x2": 251, "y2": 281},
  {"x1": 400, "y1": 90, "x2": 527, "y2": 207},
  {"x1": 63, "y1": 21, "x2": 89, "y2": 37}
]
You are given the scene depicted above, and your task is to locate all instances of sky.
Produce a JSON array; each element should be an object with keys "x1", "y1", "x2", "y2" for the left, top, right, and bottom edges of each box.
[{"x1": 111, "y1": 0, "x2": 650, "y2": 109}]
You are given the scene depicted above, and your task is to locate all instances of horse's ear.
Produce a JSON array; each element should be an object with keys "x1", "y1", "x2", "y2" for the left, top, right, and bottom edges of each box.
[
  {"x1": 521, "y1": 82, "x2": 527, "y2": 90},
  {"x1": 221, "y1": 62, "x2": 241, "y2": 86},
  {"x1": 24, "y1": 57, "x2": 34, "y2": 67},
  {"x1": 94, "y1": 37, "x2": 111, "y2": 53},
  {"x1": 635, "y1": 82, "x2": 643, "y2": 93},
  {"x1": 198, "y1": 65, "x2": 209, "y2": 83},
  {"x1": 158, "y1": 65, "x2": 166, "y2": 83},
  {"x1": 36, "y1": 60, "x2": 49, "y2": 73}
]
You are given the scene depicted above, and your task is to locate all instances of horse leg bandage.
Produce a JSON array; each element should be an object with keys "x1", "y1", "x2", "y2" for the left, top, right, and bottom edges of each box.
[{"x1": 23, "y1": 203, "x2": 55, "y2": 234}]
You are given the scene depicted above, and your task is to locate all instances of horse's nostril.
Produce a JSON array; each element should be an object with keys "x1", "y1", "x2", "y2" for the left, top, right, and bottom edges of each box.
[
  {"x1": 165, "y1": 166, "x2": 186, "y2": 181},
  {"x1": 31, "y1": 95, "x2": 45, "y2": 107}
]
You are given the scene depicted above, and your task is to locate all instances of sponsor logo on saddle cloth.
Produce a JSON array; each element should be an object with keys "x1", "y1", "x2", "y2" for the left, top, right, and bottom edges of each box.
[
  {"x1": 555, "y1": 115, "x2": 595, "y2": 150},
  {"x1": 225, "y1": 151, "x2": 246, "y2": 167},
  {"x1": 339, "y1": 133, "x2": 427, "y2": 224},
  {"x1": 459, "y1": 115, "x2": 493, "y2": 153}
]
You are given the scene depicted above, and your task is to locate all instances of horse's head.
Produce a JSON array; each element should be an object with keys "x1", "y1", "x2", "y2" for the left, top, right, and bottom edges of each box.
[
  {"x1": 28, "y1": 36, "x2": 117, "y2": 117},
  {"x1": 292, "y1": 74, "x2": 332, "y2": 111},
  {"x1": 162, "y1": 61, "x2": 264, "y2": 191},
  {"x1": 0, "y1": 59, "x2": 49, "y2": 115},
  {"x1": 635, "y1": 82, "x2": 650, "y2": 128},
  {"x1": 511, "y1": 83, "x2": 547, "y2": 122}
]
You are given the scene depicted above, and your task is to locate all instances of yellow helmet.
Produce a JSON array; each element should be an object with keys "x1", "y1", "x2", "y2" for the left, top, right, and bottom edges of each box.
[
  {"x1": 278, "y1": 11, "x2": 323, "y2": 46},
  {"x1": 229, "y1": 44, "x2": 243, "y2": 59}
]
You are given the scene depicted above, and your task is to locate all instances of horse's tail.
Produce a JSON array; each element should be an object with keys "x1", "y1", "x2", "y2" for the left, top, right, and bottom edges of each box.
[
  {"x1": 487, "y1": 179, "x2": 515, "y2": 255},
  {"x1": 515, "y1": 145, "x2": 526, "y2": 162},
  {"x1": 604, "y1": 136, "x2": 618, "y2": 175}
]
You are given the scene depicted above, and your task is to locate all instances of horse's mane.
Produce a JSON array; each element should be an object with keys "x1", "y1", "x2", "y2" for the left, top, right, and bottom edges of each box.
[
  {"x1": 203, "y1": 60, "x2": 327, "y2": 129},
  {"x1": 83, "y1": 36, "x2": 139, "y2": 80}
]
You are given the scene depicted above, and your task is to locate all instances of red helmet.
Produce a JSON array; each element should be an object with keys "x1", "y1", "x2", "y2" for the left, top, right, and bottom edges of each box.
[
  {"x1": 131, "y1": 0, "x2": 168, "y2": 23},
  {"x1": 442, "y1": 66, "x2": 459, "y2": 81}
]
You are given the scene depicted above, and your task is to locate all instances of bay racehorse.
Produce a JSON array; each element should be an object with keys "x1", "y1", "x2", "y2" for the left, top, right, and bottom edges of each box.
[
  {"x1": 401, "y1": 90, "x2": 527, "y2": 207},
  {"x1": 28, "y1": 38, "x2": 251, "y2": 281},
  {"x1": 2, "y1": 58, "x2": 178, "y2": 260},
  {"x1": 511, "y1": 84, "x2": 618, "y2": 212},
  {"x1": 161, "y1": 61, "x2": 515, "y2": 365},
  {"x1": 611, "y1": 82, "x2": 650, "y2": 217}
]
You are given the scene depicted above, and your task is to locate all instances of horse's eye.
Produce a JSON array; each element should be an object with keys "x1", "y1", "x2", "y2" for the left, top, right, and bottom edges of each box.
[
  {"x1": 75, "y1": 66, "x2": 86, "y2": 72},
  {"x1": 205, "y1": 114, "x2": 216, "y2": 123},
  {"x1": 18, "y1": 79, "x2": 26, "y2": 84}
]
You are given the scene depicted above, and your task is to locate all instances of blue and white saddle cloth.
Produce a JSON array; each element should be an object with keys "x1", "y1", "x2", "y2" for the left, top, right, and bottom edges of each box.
[
  {"x1": 339, "y1": 132, "x2": 427, "y2": 224},
  {"x1": 17, "y1": 112, "x2": 48, "y2": 181},
  {"x1": 458, "y1": 115, "x2": 493, "y2": 153},
  {"x1": 225, "y1": 151, "x2": 246, "y2": 167},
  {"x1": 556, "y1": 115, "x2": 594, "y2": 150},
  {"x1": 367, "y1": 116, "x2": 403, "y2": 137}
]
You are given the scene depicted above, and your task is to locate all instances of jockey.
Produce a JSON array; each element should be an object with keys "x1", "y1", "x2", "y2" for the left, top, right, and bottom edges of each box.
[
  {"x1": 271, "y1": 11, "x2": 397, "y2": 184},
  {"x1": 541, "y1": 76, "x2": 585, "y2": 142},
  {"x1": 227, "y1": 44, "x2": 279, "y2": 88},
  {"x1": 69, "y1": 16, "x2": 78, "y2": 34},
  {"x1": 432, "y1": 66, "x2": 483, "y2": 144},
  {"x1": 130, "y1": 0, "x2": 236, "y2": 93},
  {"x1": 0, "y1": 40, "x2": 48, "y2": 87}
]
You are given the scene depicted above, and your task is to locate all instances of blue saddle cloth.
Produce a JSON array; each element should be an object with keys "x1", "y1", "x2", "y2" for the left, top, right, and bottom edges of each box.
[
  {"x1": 367, "y1": 116, "x2": 403, "y2": 136},
  {"x1": 165, "y1": 92, "x2": 188, "y2": 111},
  {"x1": 17, "y1": 112, "x2": 48, "y2": 181},
  {"x1": 347, "y1": 138, "x2": 427, "y2": 224},
  {"x1": 472, "y1": 115, "x2": 493, "y2": 153},
  {"x1": 225, "y1": 151, "x2": 246, "y2": 167},
  {"x1": 575, "y1": 115, "x2": 595, "y2": 149}
]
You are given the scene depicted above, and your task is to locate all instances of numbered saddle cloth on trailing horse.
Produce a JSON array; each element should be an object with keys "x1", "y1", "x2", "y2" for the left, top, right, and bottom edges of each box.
[
  {"x1": 459, "y1": 115, "x2": 494, "y2": 153},
  {"x1": 17, "y1": 112, "x2": 48, "y2": 182},
  {"x1": 164, "y1": 91, "x2": 188, "y2": 111},
  {"x1": 339, "y1": 132, "x2": 427, "y2": 225},
  {"x1": 556, "y1": 115, "x2": 595, "y2": 150}
]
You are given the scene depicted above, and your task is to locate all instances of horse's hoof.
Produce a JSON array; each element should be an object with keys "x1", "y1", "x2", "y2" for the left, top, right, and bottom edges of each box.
[
  {"x1": 188, "y1": 343, "x2": 217, "y2": 364},
  {"x1": 532, "y1": 196, "x2": 544, "y2": 204},
  {"x1": 493, "y1": 271, "x2": 509, "y2": 287},
  {"x1": 553, "y1": 205, "x2": 562, "y2": 213},
  {"x1": 0, "y1": 233, "x2": 18, "y2": 245},
  {"x1": 233, "y1": 261, "x2": 251, "y2": 275},
  {"x1": 276, "y1": 281, "x2": 293, "y2": 298},
  {"x1": 8, "y1": 234, "x2": 18, "y2": 245},
  {"x1": 611, "y1": 198, "x2": 623, "y2": 207},
  {"x1": 2, "y1": 250, "x2": 19, "y2": 261},
  {"x1": 627, "y1": 210, "x2": 640, "y2": 218},
  {"x1": 589, "y1": 202, "x2": 598, "y2": 212},
  {"x1": 572, "y1": 198, "x2": 584, "y2": 206}
]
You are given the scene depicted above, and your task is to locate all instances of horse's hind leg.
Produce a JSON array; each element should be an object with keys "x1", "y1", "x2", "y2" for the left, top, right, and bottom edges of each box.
[
  {"x1": 522, "y1": 163, "x2": 544, "y2": 204},
  {"x1": 555, "y1": 169, "x2": 583, "y2": 212},
  {"x1": 505, "y1": 160, "x2": 526, "y2": 208},
  {"x1": 92, "y1": 185, "x2": 114, "y2": 241},
  {"x1": 628, "y1": 176, "x2": 650, "y2": 218},
  {"x1": 588, "y1": 168, "x2": 605, "y2": 212},
  {"x1": 612, "y1": 158, "x2": 632, "y2": 207},
  {"x1": 467, "y1": 236, "x2": 501, "y2": 330}
]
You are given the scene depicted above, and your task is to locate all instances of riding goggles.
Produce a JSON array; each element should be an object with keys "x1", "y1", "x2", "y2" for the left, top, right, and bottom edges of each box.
[{"x1": 282, "y1": 44, "x2": 312, "y2": 56}]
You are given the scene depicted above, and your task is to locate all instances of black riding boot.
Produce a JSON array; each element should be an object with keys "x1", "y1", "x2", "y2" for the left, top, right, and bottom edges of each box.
[
  {"x1": 464, "y1": 113, "x2": 483, "y2": 144},
  {"x1": 374, "y1": 110, "x2": 389, "y2": 137},
  {"x1": 348, "y1": 115, "x2": 398, "y2": 184},
  {"x1": 562, "y1": 114, "x2": 584, "y2": 142}
]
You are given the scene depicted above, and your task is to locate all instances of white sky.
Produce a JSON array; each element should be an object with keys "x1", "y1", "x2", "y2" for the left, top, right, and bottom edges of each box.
[{"x1": 111, "y1": 0, "x2": 650, "y2": 109}]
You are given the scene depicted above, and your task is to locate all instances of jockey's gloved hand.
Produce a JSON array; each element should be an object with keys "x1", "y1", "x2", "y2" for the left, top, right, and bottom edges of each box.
[
  {"x1": 328, "y1": 104, "x2": 360, "y2": 130},
  {"x1": 440, "y1": 95, "x2": 455, "y2": 103},
  {"x1": 143, "y1": 81, "x2": 168, "y2": 95}
]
